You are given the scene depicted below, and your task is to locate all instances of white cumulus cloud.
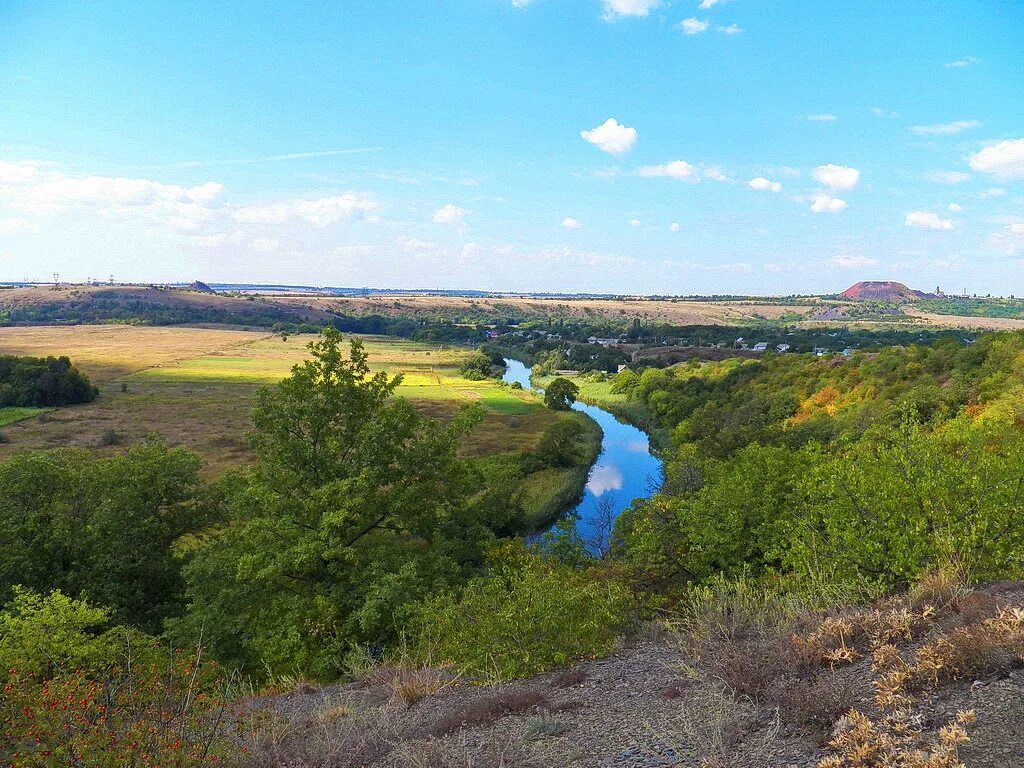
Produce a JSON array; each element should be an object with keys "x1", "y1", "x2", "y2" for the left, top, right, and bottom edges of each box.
[
  {"x1": 948, "y1": 203, "x2": 964, "y2": 212},
  {"x1": 905, "y1": 211, "x2": 954, "y2": 230},
  {"x1": 638, "y1": 160, "x2": 697, "y2": 180},
  {"x1": 669, "y1": 222, "x2": 680, "y2": 232},
  {"x1": 716, "y1": 24, "x2": 742, "y2": 34},
  {"x1": 431, "y1": 204, "x2": 467, "y2": 225},
  {"x1": 747, "y1": 177, "x2": 781, "y2": 192},
  {"x1": 969, "y1": 138, "x2": 1024, "y2": 180},
  {"x1": 810, "y1": 194, "x2": 847, "y2": 213},
  {"x1": 812, "y1": 164, "x2": 860, "y2": 191},
  {"x1": 580, "y1": 118, "x2": 637, "y2": 155},
  {"x1": 909, "y1": 120, "x2": 980, "y2": 136},
  {"x1": 630, "y1": 218, "x2": 641, "y2": 227},
  {"x1": 561, "y1": 217, "x2": 582, "y2": 229},
  {"x1": 601, "y1": 0, "x2": 661, "y2": 20},
  {"x1": 679, "y1": 17, "x2": 709, "y2": 34}
]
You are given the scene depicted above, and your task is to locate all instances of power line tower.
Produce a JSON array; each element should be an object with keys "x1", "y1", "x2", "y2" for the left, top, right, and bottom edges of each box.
[{"x1": 52, "y1": 272, "x2": 60, "y2": 291}]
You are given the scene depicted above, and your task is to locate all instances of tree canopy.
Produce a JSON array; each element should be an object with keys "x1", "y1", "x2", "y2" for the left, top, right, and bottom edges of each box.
[
  {"x1": 544, "y1": 377, "x2": 579, "y2": 411},
  {"x1": 177, "y1": 329, "x2": 519, "y2": 678}
]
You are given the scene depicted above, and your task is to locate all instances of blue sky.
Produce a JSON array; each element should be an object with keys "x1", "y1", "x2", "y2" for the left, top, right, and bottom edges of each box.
[{"x1": 1, "y1": 0, "x2": 1022, "y2": 294}]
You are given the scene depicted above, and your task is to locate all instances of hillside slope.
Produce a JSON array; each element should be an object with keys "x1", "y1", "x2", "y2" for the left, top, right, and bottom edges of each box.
[
  {"x1": 0, "y1": 284, "x2": 335, "y2": 326},
  {"x1": 245, "y1": 581, "x2": 1024, "y2": 767}
]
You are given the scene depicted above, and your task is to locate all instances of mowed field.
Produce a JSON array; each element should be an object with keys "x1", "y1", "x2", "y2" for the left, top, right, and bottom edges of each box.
[{"x1": 0, "y1": 326, "x2": 557, "y2": 473}]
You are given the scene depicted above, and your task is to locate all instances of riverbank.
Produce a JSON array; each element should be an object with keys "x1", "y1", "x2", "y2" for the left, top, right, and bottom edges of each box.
[
  {"x1": 504, "y1": 360, "x2": 664, "y2": 545},
  {"x1": 518, "y1": 411, "x2": 603, "y2": 529},
  {"x1": 530, "y1": 373, "x2": 669, "y2": 453}
]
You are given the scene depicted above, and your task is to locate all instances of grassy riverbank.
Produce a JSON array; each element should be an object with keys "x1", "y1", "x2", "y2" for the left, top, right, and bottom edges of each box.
[{"x1": 531, "y1": 372, "x2": 667, "y2": 452}]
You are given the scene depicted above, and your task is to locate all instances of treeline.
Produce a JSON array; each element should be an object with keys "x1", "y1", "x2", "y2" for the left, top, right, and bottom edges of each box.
[
  {"x1": 0, "y1": 297, "x2": 305, "y2": 328},
  {"x1": 0, "y1": 354, "x2": 97, "y2": 407}
]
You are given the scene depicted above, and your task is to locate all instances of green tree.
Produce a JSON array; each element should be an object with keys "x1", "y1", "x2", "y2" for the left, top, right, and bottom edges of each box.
[
  {"x1": 616, "y1": 443, "x2": 812, "y2": 588},
  {"x1": 459, "y1": 351, "x2": 494, "y2": 380},
  {"x1": 178, "y1": 330, "x2": 512, "y2": 678},
  {"x1": 0, "y1": 440, "x2": 211, "y2": 631},
  {"x1": 532, "y1": 417, "x2": 584, "y2": 468},
  {"x1": 544, "y1": 377, "x2": 579, "y2": 411}
]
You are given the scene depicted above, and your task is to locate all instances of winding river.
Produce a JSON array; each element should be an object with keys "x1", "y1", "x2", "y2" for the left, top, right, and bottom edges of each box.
[{"x1": 502, "y1": 359, "x2": 663, "y2": 547}]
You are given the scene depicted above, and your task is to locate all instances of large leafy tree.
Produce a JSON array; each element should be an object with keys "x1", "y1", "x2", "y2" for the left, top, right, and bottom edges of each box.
[
  {"x1": 179, "y1": 330, "x2": 512, "y2": 678},
  {"x1": 544, "y1": 377, "x2": 579, "y2": 411}
]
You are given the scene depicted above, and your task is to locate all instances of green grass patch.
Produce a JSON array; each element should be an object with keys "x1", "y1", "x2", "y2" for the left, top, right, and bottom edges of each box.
[
  {"x1": 479, "y1": 391, "x2": 533, "y2": 415},
  {"x1": 0, "y1": 407, "x2": 49, "y2": 427},
  {"x1": 532, "y1": 375, "x2": 628, "y2": 407}
]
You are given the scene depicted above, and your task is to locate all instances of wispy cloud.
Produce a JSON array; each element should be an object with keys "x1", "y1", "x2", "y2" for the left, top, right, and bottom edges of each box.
[
  {"x1": 832, "y1": 255, "x2": 879, "y2": 269},
  {"x1": 154, "y1": 147, "x2": 384, "y2": 170},
  {"x1": 944, "y1": 56, "x2": 979, "y2": 68},
  {"x1": 923, "y1": 170, "x2": 971, "y2": 185},
  {"x1": 806, "y1": 114, "x2": 837, "y2": 122},
  {"x1": 600, "y1": 0, "x2": 661, "y2": 21},
  {"x1": 909, "y1": 120, "x2": 979, "y2": 136},
  {"x1": 870, "y1": 107, "x2": 899, "y2": 119}
]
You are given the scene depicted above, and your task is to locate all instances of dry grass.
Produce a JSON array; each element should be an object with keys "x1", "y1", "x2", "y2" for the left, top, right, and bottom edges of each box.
[
  {"x1": 549, "y1": 668, "x2": 587, "y2": 689},
  {"x1": 422, "y1": 688, "x2": 551, "y2": 738},
  {"x1": 243, "y1": 704, "x2": 396, "y2": 768},
  {"x1": 388, "y1": 666, "x2": 455, "y2": 708},
  {"x1": 0, "y1": 326, "x2": 556, "y2": 473},
  {"x1": 653, "y1": 681, "x2": 781, "y2": 768},
  {"x1": 0, "y1": 324, "x2": 268, "y2": 381},
  {"x1": 386, "y1": 728, "x2": 564, "y2": 768}
]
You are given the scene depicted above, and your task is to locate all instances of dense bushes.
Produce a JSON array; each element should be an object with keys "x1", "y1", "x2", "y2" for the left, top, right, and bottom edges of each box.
[
  {"x1": 411, "y1": 543, "x2": 633, "y2": 681},
  {"x1": 0, "y1": 440, "x2": 214, "y2": 631},
  {"x1": 0, "y1": 354, "x2": 97, "y2": 407},
  {"x1": 616, "y1": 331, "x2": 1024, "y2": 595}
]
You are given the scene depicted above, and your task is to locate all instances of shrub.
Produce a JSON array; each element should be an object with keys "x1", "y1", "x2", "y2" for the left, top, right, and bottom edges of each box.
[
  {"x1": 0, "y1": 590, "x2": 239, "y2": 767},
  {"x1": 2, "y1": 655, "x2": 239, "y2": 767},
  {"x1": 96, "y1": 426, "x2": 124, "y2": 446},
  {"x1": 411, "y1": 543, "x2": 633, "y2": 681},
  {"x1": 0, "y1": 588, "x2": 125, "y2": 677}
]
